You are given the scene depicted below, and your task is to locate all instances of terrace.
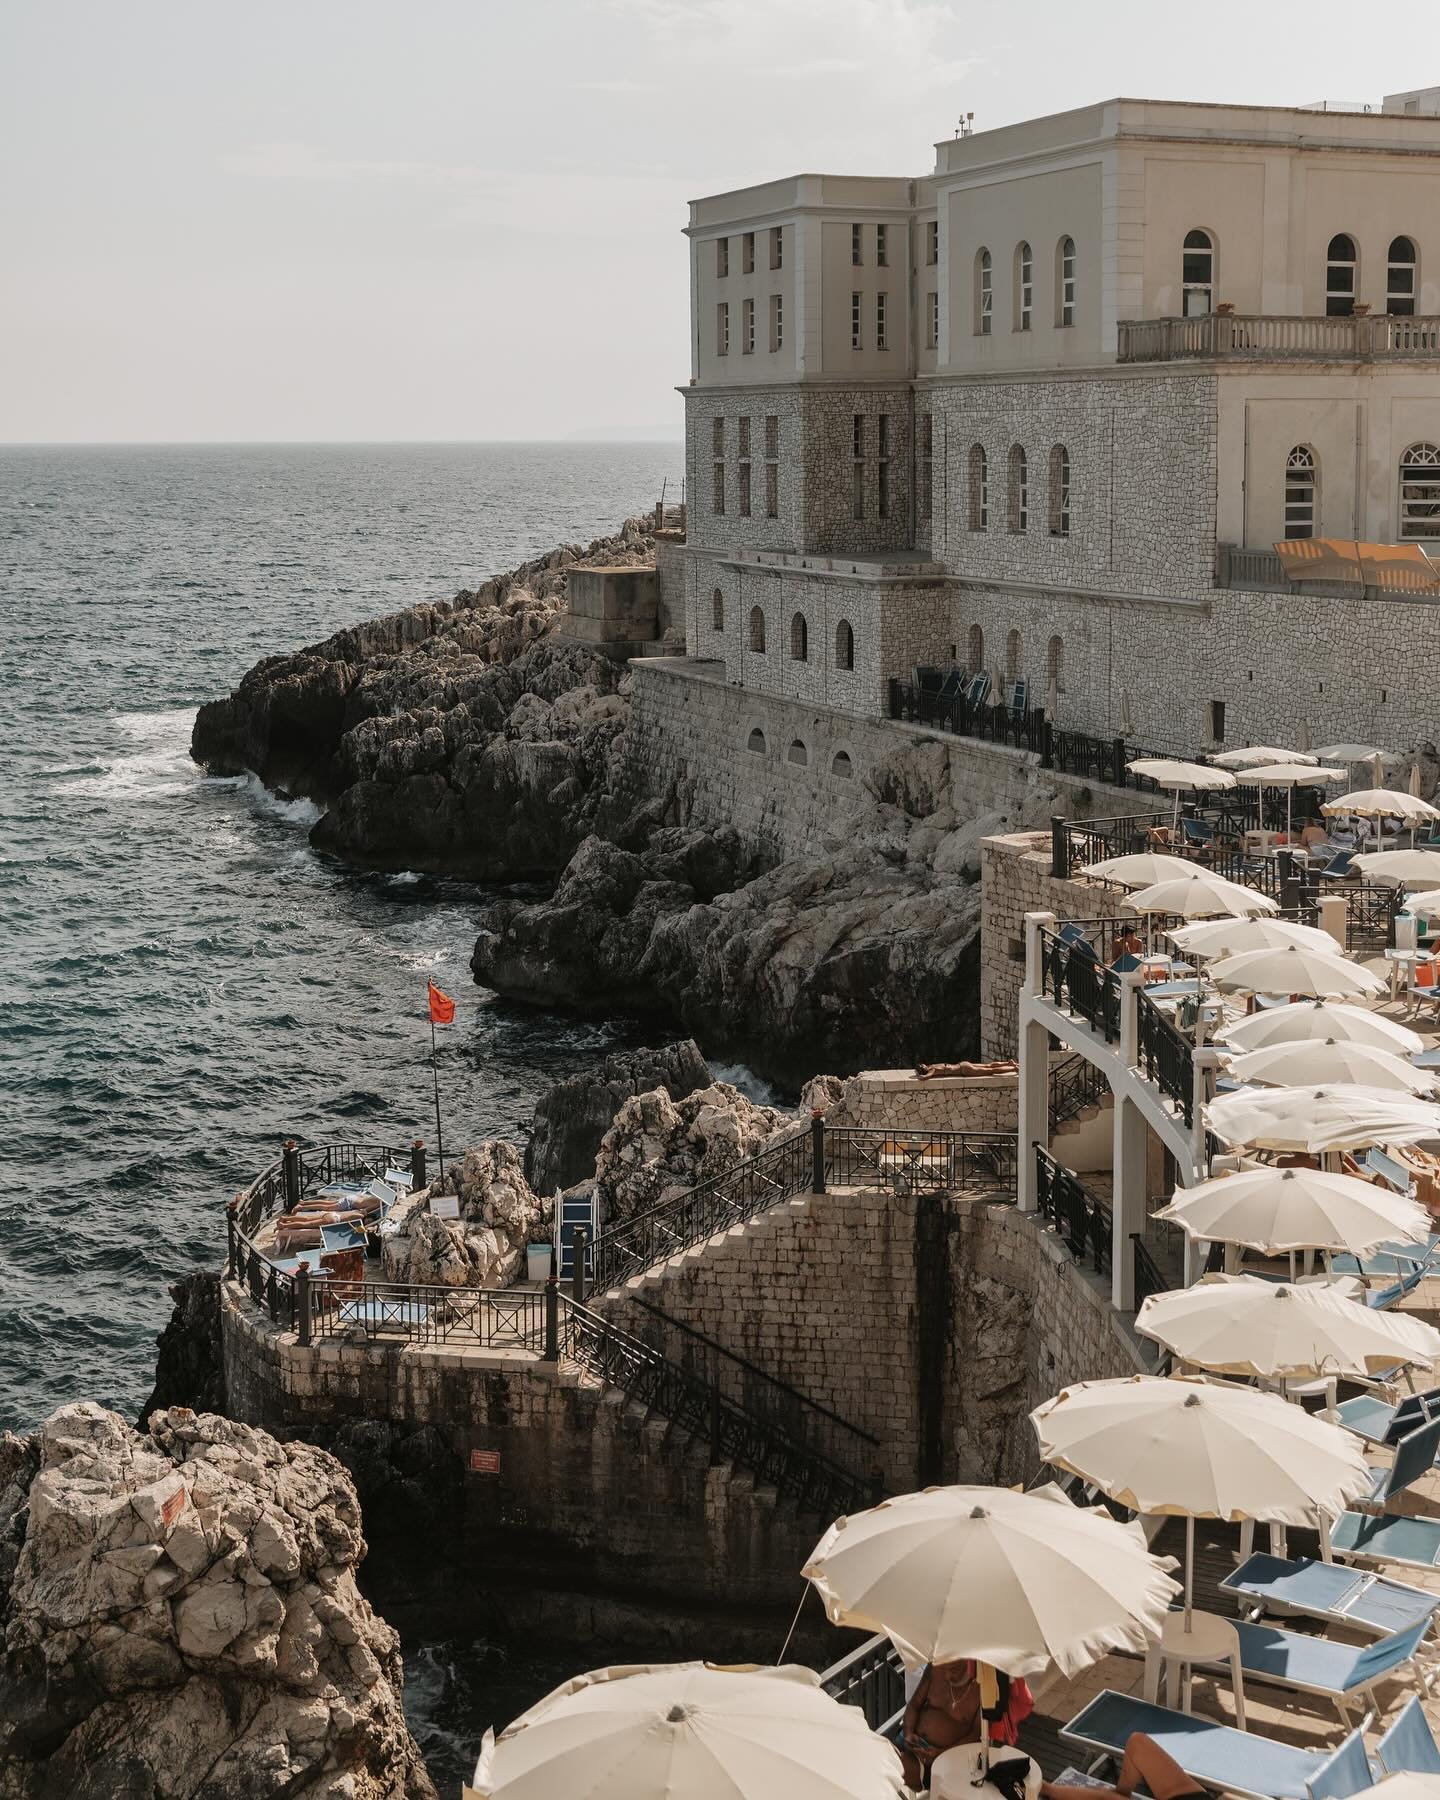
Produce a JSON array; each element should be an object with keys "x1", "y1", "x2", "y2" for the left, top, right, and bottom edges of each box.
[{"x1": 1118, "y1": 313, "x2": 1440, "y2": 364}]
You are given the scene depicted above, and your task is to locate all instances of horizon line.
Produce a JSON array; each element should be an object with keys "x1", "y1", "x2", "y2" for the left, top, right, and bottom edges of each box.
[{"x1": 0, "y1": 435, "x2": 685, "y2": 449}]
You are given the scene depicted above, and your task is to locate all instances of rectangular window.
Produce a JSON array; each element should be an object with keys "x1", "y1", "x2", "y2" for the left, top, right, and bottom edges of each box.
[
  {"x1": 926, "y1": 290, "x2": 939, "y2": 350},
  {"x1": 852, "y1": 413, "x2": 864, "y2": 521},
  {"x1": 877, "y1": 412, "x2": 890, "y2": 519},
  {"x1": 738, "y1": 415, "x2": 750, "y2": 458},
  {"x1": 876, "y1": 223, "x2": 888, "y2": 267},
  {"x1": 742, "y1": 231, "x2": 754, "y2": 274},
  {"x1": 713, "y1": 416, "x2": 725, "y2": 457},
  {"x1": 1208, "y1": 700, "x2": 1226, "y2": 744},
  {"x1": 921, "y1": 414, "x2": 933, "y2": 522},
  {"x1": 742, "y1": 297, "x2": 755, "y2": 354},
  {"x1": 769, "y1": 292, "x2": 783, "y2": 352},
  {"x1": 852, "y1": 223, "x2": 863, "y2": 266},
  {"x1": 926, "y1": 220, "x2": 938, "y2": 266},
  {"x1": 852, "y1": 414, "x2": 864, "y2": 460},
  {"x1": 770, "y1": 225, "x2": 783, "y2": 270},
  {"x1": 738, "y1": 461, "x2": 751, "y2": 517},
  {"x1": 764, "y1": 414, "x2": 778, "y2": 459},
  {"x1": 716, "y1": 302, "x2": 729, "y2": 355},
  {"x1": 713, "y1": 461, "x2": 725, "y2": 514},
  {"x1": 765, "y1": 461, "x2": 778, "y2": 518},
  {"x1": 851, "y1": 291, "x2": 862, "y2": 350},
  {"x1": 876, "y1": 291, "x2": 888, "y2": 351},
  {"x1": 716, "y1": 237, "x2": 729, "y2": 279},
  {"x1": 1060, "y1": 239, "x2": 1076, "y2": 327}
]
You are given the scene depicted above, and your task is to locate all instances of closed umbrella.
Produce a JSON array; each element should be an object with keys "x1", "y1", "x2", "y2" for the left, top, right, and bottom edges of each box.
[
  {"x1": 802, "y1": 1482, "x2": 1177, "y2": 1677},
  {"x1": 1155, "y1": 1163, "x2": 1431, "y2": 1258},
  {"x1": 1221, "y1": 1038, "x2": 1436, "y2": 1095},
  {"x1": 1217, "y1": 999, "x2": 1423, "y2": 1056},
  {"x1": 467, "y1": 1663, "x2": 909, "y2": 1800},
  {"x1": 1237, "y1": 763, "x2": 1346, "y2": 837},
  {"x1": 1166, "y1": 917, "x2": 1339, "y2": 960},
  {"x1": 1031, "y1": 1374, "x2": 1369, "y2": 1626},
  {"x1": 1205, "y1": 1083, "x2": 1440, "y2": 1154},
  {"x1": 1210, "y1": 746, "x2": 1317, "y2": 770},
  {"x1": 1134, "y1": 1275, "x2": 1440, "y2": 1381},
  {"x1": 1205, "y1": 943, "x2": 1384, "y2": 999},
  {"x1": 1125, "y1": 873, "x2": 1276, "y2": 920},
  {"x1": 1127, "y1": 758, "x2": 1237, "y2": 834},
  {"x1": 1353, "y1": 848, "x2": 1440, "y2": 885},
  {"x1": 1079, "y1": 852, "x2": 1195, "y2": 888}
]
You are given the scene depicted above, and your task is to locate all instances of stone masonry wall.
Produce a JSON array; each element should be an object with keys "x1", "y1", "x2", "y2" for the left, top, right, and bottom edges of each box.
[
  {"x1": 684, "y1": 388, "x2": 803, "y2": 557},
  {"x1": 837, "y1": 1070, "x2": 1018, "y2": 1135}
]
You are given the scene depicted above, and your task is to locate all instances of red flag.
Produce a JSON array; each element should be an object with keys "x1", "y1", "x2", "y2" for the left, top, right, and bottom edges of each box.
[{"x1": 427, "y1": 980, "x2": 456, "y2": 1026}]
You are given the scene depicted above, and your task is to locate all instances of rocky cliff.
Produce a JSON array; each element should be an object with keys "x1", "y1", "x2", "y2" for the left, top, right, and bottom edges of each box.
[
  {"x1": 525, "y1": 1039, "x2": 712, "y2": 1195},
  {"x1": 0, "y1": 1403, "x2": 434, "y2": 1800}
]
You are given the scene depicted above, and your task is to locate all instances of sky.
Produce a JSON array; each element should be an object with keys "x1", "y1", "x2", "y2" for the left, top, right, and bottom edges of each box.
[{"x1": 0, "y1": 0, "x2": 1425, "y2": 443}]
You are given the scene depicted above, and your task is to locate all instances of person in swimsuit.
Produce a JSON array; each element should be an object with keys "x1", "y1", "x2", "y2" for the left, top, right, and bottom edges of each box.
[
  {"x1": 1041, "y1": 1732, "x2": 1208, "y2": 1800},
  {"x1": 898, "y1": 1659, "x2": 983, "y2": 1788}
]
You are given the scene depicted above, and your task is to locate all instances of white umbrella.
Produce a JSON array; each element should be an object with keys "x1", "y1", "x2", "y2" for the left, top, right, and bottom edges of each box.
[
  {"x1": 1166, "y1": 917, "x2": 1339, "y2": 960},
  {"x1": 1205, "y1": 943, "x2": 1384, "y2": 999},
  {"x1": 1155, "y1": 1163, "x2": 1432, "y2": 1257},
  {"x1": 467, "y1": 1663, "x2": 909, "y2": 1800},
  {"x1": 1217, "y1": 999, "x2": 1423, "y2": 1056},
  {"x1": 1079, "y1": 852, "x2": 1195, "y2": 888},
  {"x1": 1221, "y1": 1038, "x2": 1436, "y2": 1095},
  {"x1": 1315, "y1": 744, "x2": 1383, "y2": 764},
  {"x1": 1353, "y1": 848, "x2": 1440, "y2": 885},
  {"x1": 1350, "y1": 1778, "x2": 1440, "y2": 1800},
  {"x1": 1127, "y1": 758, "x2": 1237, "y2": 833},
  {"x1": 1031, "y1": 1374, "x2": 1370, "y2": 1626},
  {"x1": 1237, "y1": 763, "x2": 1346, "y2": 837},
  {"x1": 1323, "y1": 789, "x2": 1440, "y2": 825},
  {"x1": 1205, "y1": 1083, "x2": 1440, "y2": 1153},
  {"x1": 1210, "y1": 746, "x2": 1317, "y2": 769},
  {"x1": 1125, "y1": 873, "x2": 1276, "y2": 920},
  {"x1": 801, "y1": 1483, "x2": 1178, "y2": 1679},
  {"x1": 1135, "y1": 1275, "x2": 1440, "y2": 1381}
]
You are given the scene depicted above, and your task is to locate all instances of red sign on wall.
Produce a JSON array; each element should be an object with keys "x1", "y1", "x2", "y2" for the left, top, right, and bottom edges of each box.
[
  {"x1": 469, "y1": 1449, "x2": 501, "y2": 1474},
  {"x1": 161, "y1": 1485, "x2": 188, "y2": 1527}
]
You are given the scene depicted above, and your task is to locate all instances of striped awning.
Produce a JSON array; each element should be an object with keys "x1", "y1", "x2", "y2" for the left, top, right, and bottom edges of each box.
[{"x1": 1274, "y1": 538, "x2": 1440, "y2": 590}]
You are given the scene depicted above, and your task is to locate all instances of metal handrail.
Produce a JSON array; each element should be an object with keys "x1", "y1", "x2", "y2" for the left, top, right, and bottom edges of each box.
[
  {"x1": 1035, "y1": 1145, "x2": 1111, "y2": 1274},
  {"x1": 1135, "y1": 990, "x2": 1195, "y2": 1127},
  {"x1": 820, "y1": 1636, "x2": 906, "y2": 1733},
  {"x1": 1131, "y1": 1233, "x2": 1171, "y2": 1307},
  {"x1": 1049, "y1": 1053, "x2": 1110, "y2": 1130}
]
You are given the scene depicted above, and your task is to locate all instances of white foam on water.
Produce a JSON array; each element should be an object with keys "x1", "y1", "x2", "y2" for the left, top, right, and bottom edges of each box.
[
  {"x1": 61, "y1": 709, "x2": 199, "y2": 800},
  {"x1": 708, "y1": 1061, "x2": 786, "y2": 1108}
]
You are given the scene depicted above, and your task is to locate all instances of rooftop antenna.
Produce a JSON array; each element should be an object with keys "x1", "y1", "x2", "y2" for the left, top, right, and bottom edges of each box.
[{"x1": 955, "y1": 110, "x2": 974, "y2": 138}]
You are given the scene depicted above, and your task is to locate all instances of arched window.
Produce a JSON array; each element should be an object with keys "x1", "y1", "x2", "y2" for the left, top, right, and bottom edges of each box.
[
  {"x1": 1056, "y1": 236, "x2": 1076, "y2": 327},
  {"x1": 1014, "y1": 241, "x2": 1033, "y2": 331},
  {"x1": 1325, "y1": 234, "x2": 1358, "y2": 317},
  {"x1": 831, "y1": 750, "x2": 854, "y2": 780},
  {"x1": 1388, "y1": 236, "x2": 1418, "y2": 317},
  {"x1": 1006, "y1": 628, "x2": 1022, "y2": 681},
  {"x1": 1049, "y1": 444, "x2": 1071, "y2": 537},
  {"x1": 967, "y1": 623, "x2": 984, "y2": 673},
  {"x1": 1008, "y1": 444, "x2": 1028, "y2": 533},
  {"x1": 749, "y1": 605, "x2": 766, "y2": 652},
  {"x1": 712, "y1": 587, "x2": 724, "y2": 630},
  {"x1": 1046, "y1": 634, "x2": 1064, "y2": 696},
  {"x1": 747, "y1": 728, "x2": 767, "y2": 754},
  {"x1": 788, "y1": 739, "x2": 808, "y2": 766},
  {"x1": 1284, "y1": 446, "x2": 1318, "y2": 539},
  {"x1": 835, "y1": 619, "x2": 854, "y2": 670},
  {"x1": 1400, "y1": 443, "x2": 1440, "y2": 539},
  {"x1": 1182, "y1": 229, "x2": 1214, "y2": 316},
  {"x1": 975, "y1": 247, "x2": 992, "y2": 336},
  {"x1": 790, "y1": 612, "x2": 808, "y2": 661},
  {"x1": 968, "y1": 443, "x2": 989, "y2": 530}
]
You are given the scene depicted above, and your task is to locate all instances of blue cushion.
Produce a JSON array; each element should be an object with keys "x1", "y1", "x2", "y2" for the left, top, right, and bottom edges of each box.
[{"x1": 1062, "y1": 1690, "x2": 1323, "y2": 1800}]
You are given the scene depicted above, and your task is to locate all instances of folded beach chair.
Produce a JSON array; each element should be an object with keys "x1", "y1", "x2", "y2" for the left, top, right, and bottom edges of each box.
[
  {"x1": 1353, "y1": 1414, "x2": 1440, "y2": 1504},
  {"x1": 1219, "y1": 1618, "x2": 1430, "y2": 1728},
  {"x1": 1377, "y1": 1696, "x2": 1440, "y2": 1776},
  {"x1": 1319, "y1": 851, "x2": 1356, "y2": 881},
  {"x1": 364, "y1": 1178, "x2": 397, "y2": 1207},
  {"x1": 936, "y1": 669, "x2": 963, "y2": 704},
  {"x1": 1220, "y1": 1553, "x2": 1440, "y2": 1639},
  {"x1": 1061, "y1": 1690, "x2": 1340, "y2": 1800},
  {"x1": 1307, "y1": 1729, "x2": 1383, "y2": 1800}
]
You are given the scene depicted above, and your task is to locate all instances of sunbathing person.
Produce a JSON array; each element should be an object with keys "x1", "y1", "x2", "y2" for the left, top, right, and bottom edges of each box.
[
  {"x1": 1040, "y1": 1732, "x2": 1209, "y2": 1800},
  {"x1": 916, "y1": 1060, "x2": 1019, "y2": 1080}
]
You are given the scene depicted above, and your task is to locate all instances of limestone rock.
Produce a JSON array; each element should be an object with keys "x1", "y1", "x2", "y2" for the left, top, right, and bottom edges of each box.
[
  {"x1": 593, "y1": 1082, "x2": 795, "y2": 1229},
  {"x1": 525, "y1": 1039, "x2": 713, "y2": 1194},
  {"x1": 138, "y1": 1271, "x2": 227, "y2": 1429},
  {"x1": 0, "y1": 1402, "x2": 435, "y2": 1798},
  {"x1": 381, "y1": 1140, "x2": 547, "y2": 1288}
]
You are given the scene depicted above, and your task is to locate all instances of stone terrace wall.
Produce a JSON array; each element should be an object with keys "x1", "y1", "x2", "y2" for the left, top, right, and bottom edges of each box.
[{"x1": 837, "y1": 1070, "x2": 1018, "y2": 1135}]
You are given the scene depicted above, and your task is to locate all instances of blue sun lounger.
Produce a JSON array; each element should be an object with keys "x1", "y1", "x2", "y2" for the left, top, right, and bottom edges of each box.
[
  {"x1": 1060, "y1": 1690, "x2": 1342, "y2": 1800},
  {"x1": 1219, "y1": 1553, "x2": 1440, "y2": 1639},
  {"x1": 1377, "y1": 1696, "x2": 1440, "y2": 1776},
  {"x1": 336, "y1": 1298, "x2": 429, "y2": 1330},
  {"x1": 1307, "y1": 1729, "x2": 1382, "y2": 1800},
  {"x1": 1347, "y1": 1414, "x2": 1440, "y2": 1507},
  {"x1": 1331, "y1": 1509, "x2": 1440, "y2": 1571},
  {"x1": 1334, "y1": 1388, "x2": 1440, "y2": 1447},
  {"x1": 1221, "y1": 1618, "x2": 1429, "y2": 1728}
]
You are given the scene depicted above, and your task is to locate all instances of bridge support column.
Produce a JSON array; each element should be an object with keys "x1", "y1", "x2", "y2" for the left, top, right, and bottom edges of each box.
[
  {"x1": 1016, "y1": 1011, "x2": 1051, "y2": 1214},
  {"x1": 1111, "y1": 1094, "x2": 1147, "y2": 1312}
]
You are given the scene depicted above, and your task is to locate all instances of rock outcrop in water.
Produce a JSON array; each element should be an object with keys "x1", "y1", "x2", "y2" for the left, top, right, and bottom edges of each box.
[
  {"x1": 0, "y1": 1402, "x2": 434, "y2": 1799},
  {"x1": 525, "y1": 1039, "x2": 712, "y2": 1196}
]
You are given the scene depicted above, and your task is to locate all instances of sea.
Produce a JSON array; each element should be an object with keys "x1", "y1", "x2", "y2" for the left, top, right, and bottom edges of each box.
[{"x1": 1, "y1": 440, "x2": 688, "y2": 1784}]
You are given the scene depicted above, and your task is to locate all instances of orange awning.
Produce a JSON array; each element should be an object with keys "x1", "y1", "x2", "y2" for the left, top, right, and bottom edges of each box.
[{"x1": 1273, "y1": 538, "x2": 1440, "y2": 591}]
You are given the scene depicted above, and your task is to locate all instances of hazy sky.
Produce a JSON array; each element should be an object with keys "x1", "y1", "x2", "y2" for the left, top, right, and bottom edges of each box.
[{"x1": 0, "y1": 1, "x2": 1422, "y2": 443}]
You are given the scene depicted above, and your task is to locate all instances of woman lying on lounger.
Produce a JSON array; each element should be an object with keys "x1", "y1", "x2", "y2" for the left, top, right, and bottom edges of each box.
[{"x1": 1041, "y1": 1732, "x2": 1209, "y2": 1800}]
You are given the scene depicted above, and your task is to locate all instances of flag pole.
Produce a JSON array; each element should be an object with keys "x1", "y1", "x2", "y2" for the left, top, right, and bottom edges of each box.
[{"x1": 430, "y1": 1013, "x2": 446, "y2": 1180}]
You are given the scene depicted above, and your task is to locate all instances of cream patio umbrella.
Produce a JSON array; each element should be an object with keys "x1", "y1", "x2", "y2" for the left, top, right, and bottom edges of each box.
[
  {"x1": 1166, "y1": 917, "x2": 1339, "y2": 960},
  {"x1": 1216, "y1": 999, "x2": 1423, "y2": 1056},
  {"x1": 801, "y1": 1483, "x2": 1178, "y2": 1678},
  {"x1": 1205, "y1": 1082, "x2": 1440, "y2": 1154},
  {"x1": 1134, "y1": 1275, "x2": 1440, "y2": 1382},
  {"x1": 1237, "y1": 762, "x2": 1346, "y2": 838},
  {"x1": 1124, "y1": 872, "x2": 1277, "y2": 921},
  {"x1": 1204, "y1": 942, "x2": 1385, "y2": 999},
  {"x1": 1127, "y1": 758, "x2": 1237, "y2": 834},
  {"x1": 1209, "y1": 746, "x2": 1318, "y2": 770},
  {"x1": 1323, "y1": 791, "x2": 1440, "y2": 852},
  {"x1": 1348, "y1": 1778, "x2": 1440, "y2": 1800},
  {"x1": 1315, "y1": 744, "x2": 1384, "y2": 765},
  {"x1": 1154, "y1": 1163, "x2": 1431, "y2": 1258},
  {"x1": 1353, "y1": 848, "x2": 1440, "y2": 885},
  {"x1": 466, "y1": 1663, "x2": 909, "y2": 1800},
  {"x1": 1079, "y1": 851, "x2": 1195, "y2": 888},
  {"x1": 1030, "y1": 1374, "x2": 1371, "y2": 1627},
  {"x1": 1221, "y1": 1038, "x2": 1437, "y2": 1095}
]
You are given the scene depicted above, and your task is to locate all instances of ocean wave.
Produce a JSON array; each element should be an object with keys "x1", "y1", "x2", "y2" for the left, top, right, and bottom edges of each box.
[
  {"x1": 708, "y1": 1061, "x2": 786, "y2": 1108},
  {"x1": 60, "y1": 707, "x2": 198, "y2": 800}
]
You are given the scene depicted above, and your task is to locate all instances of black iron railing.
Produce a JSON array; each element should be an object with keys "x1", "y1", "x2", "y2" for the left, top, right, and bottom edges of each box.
[
  {"x1": 820, "y1": 1636, "x2": 906, "y2": 1734},
  {"x1": 1049, "y1": 1053, "x2": 1110, "y2": 1130},
  {"x1": 823, "y1": 1127, "x2": 1017, "y2": 1196},
  {"x1": 560, "y1": 1302, "x2": 873, "y2": 1519},
  {"x1": 1053, "y1": 811, "x2": 1175, "y2": 877},
  {"x1": 1345, "y1": 883, "x2": 1401, "y2": 951},
  {"x1": 306, "y1": 1281, "x2": 548, "y2": 1350},
  {"x1": 1035, "y1": 1146, "x2": 1111, "y2": 1274},
  {"x1": 888, "y1": 678, "x2": 1046, "y2": 754},
  {"x1": 1039, "y1": 928, "x2": 1123, "y2": 1044},
  {"x1": 1135, "y1": 990, "x2": 1195, "y2": 1127},
  {"x1": 1131, "y1": 1233, "x2": 1171, "y2": 1307}
]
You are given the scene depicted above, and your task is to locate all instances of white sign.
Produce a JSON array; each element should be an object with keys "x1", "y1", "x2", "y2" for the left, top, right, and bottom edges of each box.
[{"x1": 429, "y1": 1194, "x2": 460, "y2": 1219}]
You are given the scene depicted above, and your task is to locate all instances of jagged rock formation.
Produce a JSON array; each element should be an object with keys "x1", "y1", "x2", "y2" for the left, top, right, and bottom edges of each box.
[
  {"x1": 381, "y1": 1140, "x2": 546, "y2": 1289},
  {"x1": 0, "y1": 1403, "x2": 434, "y2": 1799},
  {"x1": 139, "y1": 1271, "x2": 227, "y2": 1428},
  {"x1": 593, "y1": 1082, "x2": 796, "y2": 1228},
  {"x1": 525, "y1": 1039, "x2": 712, "y2": 1196}
]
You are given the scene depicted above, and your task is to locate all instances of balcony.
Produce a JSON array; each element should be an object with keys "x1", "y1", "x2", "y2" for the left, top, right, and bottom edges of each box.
[
  {"x1": 1118, "y1": 312, "x2": 1440, "y2": 363},
  {"x1": 1214, "y1": 543, "x2": 1440, "y2": 599}
]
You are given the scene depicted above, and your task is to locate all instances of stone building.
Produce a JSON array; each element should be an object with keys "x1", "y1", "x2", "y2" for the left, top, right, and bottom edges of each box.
[{"x1": 668, "y1": 91, "x2": 1440, "y2": 757}]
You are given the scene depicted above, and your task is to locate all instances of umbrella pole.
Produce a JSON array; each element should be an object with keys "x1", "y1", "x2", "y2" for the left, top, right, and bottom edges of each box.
[{"x1": 1185, "y1": 1514, "x2": 1195, "y2": 1632}]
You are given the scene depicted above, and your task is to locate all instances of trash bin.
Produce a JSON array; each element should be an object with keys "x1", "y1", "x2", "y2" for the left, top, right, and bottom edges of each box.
[{"x1": 526, "y1": 1243, "x2": 553, "y2": 1284}]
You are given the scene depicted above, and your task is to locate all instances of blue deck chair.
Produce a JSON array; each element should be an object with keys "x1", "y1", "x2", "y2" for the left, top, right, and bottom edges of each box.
[
  {"x1": 320, "y1": 1221, "x2": 368, "y2": 1254},
  {"x1": 915, "y1": 664, "x2": 944, "y2": 694},
  {"x1": 1225, "y1": 1618, "x2": 1429, "y2": 1728},
  {"x1": 936, "y1": 669, "x2": 963, "y2": 704},
  {"x1": 1335, "y1": 1388, "x2": 1440, "y2": 1447},
  {"x1": 1332, "y1": 1238, "x2": 1439, "y2": 1280},
  {"x1": 1182, "y1": 818, "x2": 1216, "y2": 853},
  {"x1": 1060, "y1": 1690, "x2": 1331, "y2": 1800},
  {"x1": 1320, "y1": 851, "x2": 1356, "y2": 881},
  {"x1": 1364, "y1": 1149, "x2": 1418, "y2": 1195},
  {"x1": 1377, "y1": 1696, "x2": 1440, "y2": 1776},
  {"x1": 1355, "y1": 1414, "x2": 1440, "y2": 1505},
  {"x1": 1220, "y1": 1554, "x2": 1440, "y2": 1639},
  {"x1": 1332, "y1": 1509, "x2": 1440, "y2": 1571},
  {"x1": 1011, "y1": 675, "x2": 1029, "y2": 718},
  {"x1": 965, "y1": 671, "x2": 990, "y2": 706},
  {"x1": 1362, "y1": 1263, "x2": 1429, "y2": 1312},
  {"x1": 1306, "y1": 1729, "x2": 1380, "y2": 1800}
]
